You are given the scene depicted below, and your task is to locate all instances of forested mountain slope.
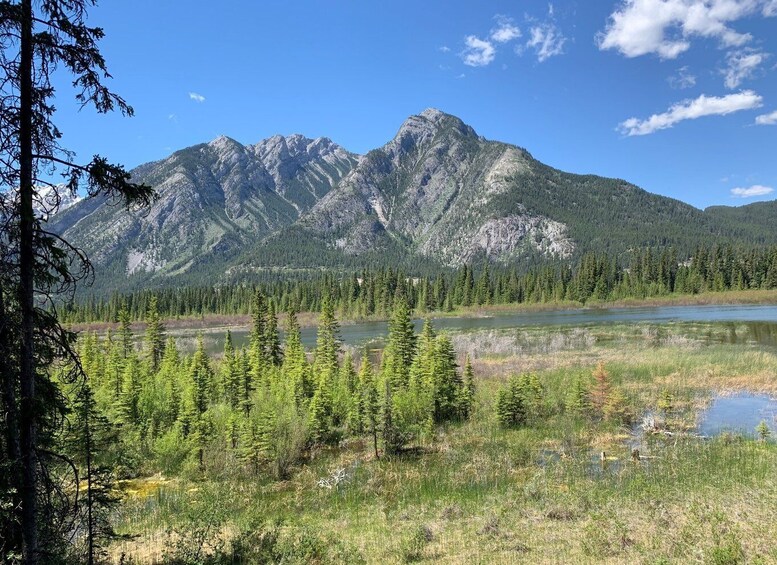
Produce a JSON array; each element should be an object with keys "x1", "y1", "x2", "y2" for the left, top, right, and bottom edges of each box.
[{"x1": 49, "y1": 109, "x2": 777, "y2": 294}]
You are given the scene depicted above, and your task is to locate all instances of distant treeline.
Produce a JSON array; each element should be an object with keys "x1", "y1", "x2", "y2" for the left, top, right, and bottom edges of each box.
[{"x1": 62, "y1": 245, "x2": 777, "y2": 323}]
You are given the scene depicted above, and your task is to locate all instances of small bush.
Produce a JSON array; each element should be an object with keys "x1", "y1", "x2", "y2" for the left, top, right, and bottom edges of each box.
[{"x1": 228, "y1": 520, "x2": 365, "y2": 564}]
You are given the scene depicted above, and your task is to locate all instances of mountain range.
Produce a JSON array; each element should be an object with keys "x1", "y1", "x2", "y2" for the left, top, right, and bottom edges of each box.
[{"x1": 49, "y1": 108, "x2": 777, "y2": 294}]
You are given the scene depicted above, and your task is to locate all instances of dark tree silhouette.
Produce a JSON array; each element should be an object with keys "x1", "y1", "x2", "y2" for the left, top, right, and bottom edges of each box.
[{"x1": 0, "y1": 1, "x2": 153, "y2": 562}]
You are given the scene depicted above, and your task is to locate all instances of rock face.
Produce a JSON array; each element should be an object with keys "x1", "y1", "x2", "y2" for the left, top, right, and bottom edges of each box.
[
  {"x1": 50, "y1": 134, "x2": 357, "y2": 281},
  {"x1": 49, "y1": 108, "x2": 777, "y2": 294},
  {"x1": 296, "y1": 108, "x2": 574, "y2": 266}
]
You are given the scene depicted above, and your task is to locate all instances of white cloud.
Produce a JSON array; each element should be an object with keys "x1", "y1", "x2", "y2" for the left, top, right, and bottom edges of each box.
[
  {"x1": 667, "y1": 65, "x2": 697, "y2": 89},
  {"x1": 188, "y1": 92, "x2": 206, "y2": 103},
  {"x1": 439, "y1": 46, "x2": 451, "y2": 53},
  {"x1": 723, "y1": 49, "x2": 767, "y2": 88},
  {"x1": 597, "y1": 0, "x2": 767, "y2": 59},
  {"x1": 731, "y1": 185, "x2": 774, "y2": 197},
  {"x1": 461, "y1": 35, "x2": 496, "y2": 66},
  {"x1": 491, "y1": 16, "x2": 521, "y2": 43},
  {"x1": 618, "y1": 90, "x2": 763, "y2": 135},
  {"x1": 764, "y1": 0, "x2": 777, "y2": 15},
  {"x1": 755, "y1": 109, "x2": 777, "y2": 124},
  {"x1": 526, "y1": 23, "x2": 567, "y2": 62}
]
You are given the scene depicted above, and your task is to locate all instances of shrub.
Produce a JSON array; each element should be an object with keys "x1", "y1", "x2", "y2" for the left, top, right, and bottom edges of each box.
[{"x1": 497, "y1": 374, "x2": 547, "y2": 428}]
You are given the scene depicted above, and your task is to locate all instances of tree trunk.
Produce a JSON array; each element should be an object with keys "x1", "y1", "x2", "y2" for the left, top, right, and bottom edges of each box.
[
  {"x1": 0, "y1": 286, "x2": 22, "y2": 555},
  {"x1": 18, "y1": 0, "x2": 39, "y2": 562}
]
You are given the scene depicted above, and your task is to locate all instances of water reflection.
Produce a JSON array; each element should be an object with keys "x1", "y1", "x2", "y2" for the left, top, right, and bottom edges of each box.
[{"x1": 140, "y1": 304, "x2": 777, "y2": 355}]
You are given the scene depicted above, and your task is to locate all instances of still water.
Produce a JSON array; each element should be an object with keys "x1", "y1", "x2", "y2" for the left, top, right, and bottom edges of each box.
[
  {"x1": 698, "y1": 393, "x2": 777, "y2": 437},
  {"x1": 163, "y1": 303, "x2": 777, "y2": 355}
]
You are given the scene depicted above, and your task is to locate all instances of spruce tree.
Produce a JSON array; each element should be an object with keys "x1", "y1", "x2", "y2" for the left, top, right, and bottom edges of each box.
[
  {"x1": 118, "y1": 303, "x2": 133, "y2": 360},
  {"x1": 144, "y1": 296, "x2": 165, "y2": 373},
  {"x1": 157, "y1": 336, "x2": 181, "y2": 427},
  {"x1": 566, "y1": 376, "x2": 591, "y2": 417},
  {"x1": 431, "y1": 334, "x2": 460, "y2": 423},
  {"x1": 264, "y1": 302, "x2": 283, "y2": 367},
  {"x1": 496, "y1": 377, "x2": 526, "y2": 428},
  {"x1": 356, "y1": 352, "x2": 380, "y2": 457},
  {"x1": 249, "y1": 290, "x2": 269, "y2": 387},
  {"x1": 381, "y1": 296, "x2": 416, "y2": 389},
  {"x1": 282, "y1": 310, "x2": 310, "y2": 406},
  {"x1": 115, "y1": 355, "x2": 142, "y2": 428},
  {"x1": 221, "y1": 331, "x2": 241, "y2": 408},
  {"x1": 64, "y1": 380, "x2": 122, "y2": 565},
  {"x1": 185, "y1": 336, "x2": 213, "y2": 469}
]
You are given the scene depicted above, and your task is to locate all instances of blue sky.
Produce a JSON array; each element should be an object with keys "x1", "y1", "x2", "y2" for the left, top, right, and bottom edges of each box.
[{"x1": 51, "y1": 0, "x2": 777, "y2": 209}]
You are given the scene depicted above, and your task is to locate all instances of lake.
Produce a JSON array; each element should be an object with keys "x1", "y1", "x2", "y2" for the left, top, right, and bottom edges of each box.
[{"x1": 160, "y1": 303, "x2": 777, "y2": 355}]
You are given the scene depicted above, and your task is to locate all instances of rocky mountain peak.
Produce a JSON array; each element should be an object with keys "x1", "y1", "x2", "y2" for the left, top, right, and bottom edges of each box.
[
  {"x1": 390, "y1": 108, "x2": 477, "y2": 156},
  {"x1": 207, "y1": 135, "x2": 244, "y2": 156}
]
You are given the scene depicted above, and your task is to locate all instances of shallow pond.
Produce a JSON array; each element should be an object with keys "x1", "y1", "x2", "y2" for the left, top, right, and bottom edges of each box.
[{"x1": 698, "y1": 393, "x2": 777, "y2": 438}]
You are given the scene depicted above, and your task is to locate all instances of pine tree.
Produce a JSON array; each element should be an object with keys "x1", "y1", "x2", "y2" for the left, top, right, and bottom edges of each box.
[
  {"x1": 65, "y1": 380, "x2": 121, "y2": 565},
  {"x1": 144, "y1": 296, "x2": 165, "y2": 373},
  {"x1": 282, "y1": 310, "x2": 310, "y2": 406},
  {"x1": 309, "y1": 297, "x2": 341, "y2": 442},
  {"x1": 264, "y1": 302, "x2": 283, "y2": 367},
  {"x1": 381, "y1": 296, "x2": 416, "y2": 389},
  {"x1": 157, "y1": 337, "x2": 181, "y2": 427},
  {"x1": 520, "y1": 373, "x2": 545, "y2": 424},
  {"x1": 238, "y1": 349, "x2": 253, "y2": 416},
  {"x1": 657, "y1": 388, "x2": 674, "y2": 417},
  {"x1": 249, "y1": 290, "x2": 269, "y2": 387},
  {"x1": 307, "y1": 379, "x2": 333, "y2": 444},
  {"x1": 221, "y1": 331, "x2": 241, "y2": 408},
  {"x1": 104, "y1": 334, "x2": 124, "y2": 401},
  {"x1": 115, "y1": 355, "x2": 142, "y2": 428},
  {"x1": 431, "y1": 334, "x2": 460, "y2": 423},
  {"x1": 334, "y1": 351, "x2": 357, "y2": 430},
  {"x1": 566, "y1": 376, "x2": 591, "y2": 416},
  {"x1": 313, "y1": 295, "x2": 340, "y2": 382},
  {"x1": 475, "y1": 262, "x2": 491, "y2": 305},
  {"x1": 603, "y1": 387, "x2": 631, "y2": 424},
  {"x1": 118, "y1": 303, "x2": 133, "y2": 360},
  {"x1": 496, "y1": 377, "x2": 527, "y2": 428},
  {"x1": 185, "y1": 336, "x2": 213, "y2": 469},
  {"x1": 357, "y1": 353, "x2": 380, "y2": 458}
]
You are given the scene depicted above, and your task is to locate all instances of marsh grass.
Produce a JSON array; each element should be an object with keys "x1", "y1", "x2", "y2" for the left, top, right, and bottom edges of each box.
[{"x1": 110, "y1": 322, "x2": 777, "y2": 564}]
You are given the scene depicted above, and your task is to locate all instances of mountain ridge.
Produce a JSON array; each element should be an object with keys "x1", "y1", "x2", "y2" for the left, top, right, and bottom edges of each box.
[{"x1": 47, "y1": 108, "x2": 777, "y2": 294}]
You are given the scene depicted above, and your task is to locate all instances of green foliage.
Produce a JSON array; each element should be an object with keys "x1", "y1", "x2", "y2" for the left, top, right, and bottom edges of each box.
[
  {"x1": 63, "y1": 244, "x2": 777, "y2": 332},
  {"x1": 566, "y1": 376, "x2": 591, "y2": 416},
  {"x1": 496, "y1": 377, "x2": 527, "y2": 429},
  {"x1": 756, "y1": 420, "x2": 771, "y2": 441},
  {"x1": 603, "y1": 387, "x2": 632, "y2": 425},
  {"x1": 657, "y1": 388, "x2": 674, "y2": 416},
  {"x1": 144, "y1": 295, "x2": 165, "y2": 373},
  {"x1": 497, "y1": 373, "x2": 546, "y2": 428},
  {"x1": 227, "y1": 520, "x2": 365, "y2": 564}
]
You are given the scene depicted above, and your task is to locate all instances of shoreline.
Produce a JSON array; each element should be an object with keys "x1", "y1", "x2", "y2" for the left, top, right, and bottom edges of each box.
[{"x1": 68, "y1": 288, "x2": 777, "y2": 333}]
